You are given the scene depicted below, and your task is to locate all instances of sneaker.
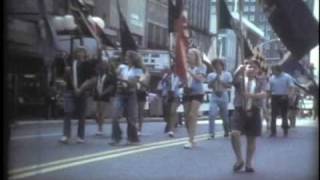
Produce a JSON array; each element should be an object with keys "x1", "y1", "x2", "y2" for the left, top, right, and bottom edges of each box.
[
  {"x1": 168, "y1": 131, "x2": 175, "y2": 137},
  {"x1": 207, "y1": 134, "x2": 215, "y2": 140},
  {"x1": 233, "y1": 161, "x2": 244, "y2": 172},
  {"x1": 95, "y1": 131, "x2": 104, "y2": 136},
  {"x1": 183, "y1": 142, "x2": 194, "y2": 149},
  {"x1": 245, "y1": 166, "x2": 255, "y2": 173},
  {"x1": 59, "y1": 136, "x2": 69, "y2": 144},
  {"x1": 109, "y1": 140, "x2": 121, "y2": 146},
  {"x1": 224, "y1": 132, "x2": 229, "y2": 137},
  {"x1": 76, "y1": 137, "x2": 85, "y2": 144},
  {"x1": 127, "y1": 141, "x2": 140, "y2": 146}
]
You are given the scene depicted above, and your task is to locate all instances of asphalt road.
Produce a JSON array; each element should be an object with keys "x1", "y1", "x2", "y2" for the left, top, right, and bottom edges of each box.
[{"x1": 8, "y1": 118, "x2": 319, "y2": 180}]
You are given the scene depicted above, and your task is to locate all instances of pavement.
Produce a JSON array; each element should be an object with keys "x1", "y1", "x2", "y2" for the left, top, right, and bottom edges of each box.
[{"x1": 8, "y1": 117, "x2": 319, "y2": 180}]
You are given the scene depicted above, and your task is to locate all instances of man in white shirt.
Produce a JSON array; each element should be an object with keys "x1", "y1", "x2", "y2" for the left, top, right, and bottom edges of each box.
[{"x1": 269, "y1": 65, "x2": 294, "y2": 137}]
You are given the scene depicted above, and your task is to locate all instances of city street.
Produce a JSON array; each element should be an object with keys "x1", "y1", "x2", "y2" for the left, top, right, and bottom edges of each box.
[{"x1": 8, "y1": 118, "x2": 319, "y2": 180}]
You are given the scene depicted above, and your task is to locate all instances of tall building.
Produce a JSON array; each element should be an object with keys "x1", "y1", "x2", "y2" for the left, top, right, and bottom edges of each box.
[
  {"x1": 93, "y1": 0, "x2": 147, "y2": 48},
  {"x1": 209, "y1": 0, "x2": 265, "y2": 70},
  {"x1": 144, "y1": 0, "x2": 212, "y2": 52},
  {"x1": 185, "y1": 0, "x2": 212, "y2": 53},
  {"x1": 145, "y1": 0, "x2": 169, "y2": 50}
]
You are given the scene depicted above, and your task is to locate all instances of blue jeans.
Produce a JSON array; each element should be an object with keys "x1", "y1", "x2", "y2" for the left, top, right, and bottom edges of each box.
[
  {"x1": 111, "y1": 93, "x2": 139, "y2": 142},
  {"x1": 208, "y1": 93, "x2": 229, "y2": 135},
  {"x1": 63, "y1": 90, "x2": 88, "y2": 139}
]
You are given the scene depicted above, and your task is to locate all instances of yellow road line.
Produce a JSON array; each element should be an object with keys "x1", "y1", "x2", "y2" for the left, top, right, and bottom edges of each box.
[{"x1": 9, "y1": 133, "x2": 223, "y2": 180}]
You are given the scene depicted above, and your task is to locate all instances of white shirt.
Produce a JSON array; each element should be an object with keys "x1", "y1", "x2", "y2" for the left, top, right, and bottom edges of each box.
[
  {"x1": 119, "y1": 64, "x2": 144, "y2": 81},
  {"x1": 72, "y1": 60, "x2": 78, "y2": 89}
]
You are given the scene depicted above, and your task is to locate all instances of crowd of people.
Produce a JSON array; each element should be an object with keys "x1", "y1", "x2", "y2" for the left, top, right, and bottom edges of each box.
[{"x1": 52, "y1": 46, "x2": 303, "y2": 173}]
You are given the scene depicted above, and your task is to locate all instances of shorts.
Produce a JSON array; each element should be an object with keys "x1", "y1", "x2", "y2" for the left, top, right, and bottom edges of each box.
[
  {"x1": 182, "y1": 94, "x2": 204, "y2": 103},
  {"x1": 231, "y1": 106, "x2": 262, "y2": 137}
]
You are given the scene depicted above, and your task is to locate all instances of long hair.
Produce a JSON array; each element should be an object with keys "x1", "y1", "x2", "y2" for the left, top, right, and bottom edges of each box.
[
  {"x1": 73, "y1": 47, "x2": 89, "y2": 60},
  {"x1": 211, "y1": 58, "x2": 226, "y2": 71},
  {"x1": 188, "y1": 48, "x2": 203, "y2": 67},
  {"x1": 126, "y1": 50, "x2": 144, "y2": 69}
]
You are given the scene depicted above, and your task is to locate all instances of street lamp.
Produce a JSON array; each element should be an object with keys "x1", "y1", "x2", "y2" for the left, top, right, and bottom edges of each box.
[{"x1": 52, "y1": 15, "x2": 78, "y2": 33}]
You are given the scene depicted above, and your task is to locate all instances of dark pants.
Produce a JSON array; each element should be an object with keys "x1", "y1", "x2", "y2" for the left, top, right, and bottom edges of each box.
[
  {"x1": 162, "y1": 95, "x2": 178, "y2": 133},
  {"x1": 47, "y1": 98, "x2": 57, "y2": 119},
  {"x1": 63, "y1": 91, "x2": 87, "y2": 139},
  {"x1": 162, "y1": 96, "x2": 170, "y2": 133},
  {"x1": 112, "y1": 93, "x2": 139, "y2": 142},
  {"x1": 271, "y1": 95, "x2": 289, "y2": 134}
]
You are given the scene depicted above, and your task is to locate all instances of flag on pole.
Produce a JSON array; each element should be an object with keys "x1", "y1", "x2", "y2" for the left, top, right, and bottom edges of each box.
[
  {"x1": 217, "y1": 0, "x2": 253, "y2": 59},
  {"x1": 262, "y1": 0, "x2": 319, "y2": 60},
  {"x1": 217, "y1": 0, "x2": 233, "y2": 30},
  {"x1": 168, "y1": 0, "x2": 183, "y2": 33},
  {"x1": 95, "y1": 24, "x2": 116, "y2": 48},
  {"x1": 116, "y1": 1, "x2": 138, "y2": 55},
  {"x1": 174, "y1": 0, "x2": 189, "y2": 82},
  {"x1": 38, "y1": 0, "x2": 61, "y2": 51}
]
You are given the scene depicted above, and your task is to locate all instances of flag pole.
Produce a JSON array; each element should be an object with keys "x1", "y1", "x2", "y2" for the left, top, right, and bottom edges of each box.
[
  {"x1": 169, "y1": 32, "x2": 174, "y2": 67},
  {"x1": 238, "y1": 0, "x2": 247, "y2": 109}
]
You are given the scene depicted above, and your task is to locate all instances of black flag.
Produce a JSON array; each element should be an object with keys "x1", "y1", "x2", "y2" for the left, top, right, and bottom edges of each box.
[
  {"x1": 217, "y1": 0, "x2": 233, "y2": 30},
  {"x1": 168, "y1": 0, "x2": 183, "y2": 33},
  {"x1": 243, "y1": 40, "x2": 253, "y2": 59},
  {"x1": 217, "y1": 0, "x2": 253, "y2": 58},
  {"x1": 95, "y1": 24, "x2": 116, "y2": 48},
  {"x1": 263, "y1": 0, "x2": 319, "y2": 60},
  {"x1": 116, "y1": 1, "x2": 138, "y2": 55}
]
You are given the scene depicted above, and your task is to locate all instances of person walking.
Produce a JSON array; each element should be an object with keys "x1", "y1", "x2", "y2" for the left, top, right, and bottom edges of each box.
[
  {"x1": 257, "y1": 68, "x2": 271, "y2": 131},
  {"x1": 207, "y1": 58, "x2": 232, "y2": 139},
  {"x1": 93, "y1": 57, "x2": 117, "y2": 136},
  {"x1": 288, "y1": 86, "x2": 300, "y2": 128},
  {"x1": 183, "y1": 48, "x2": 206, "y2": 149},
  {"x1": 269, "y1": 65, "x2": 294, "y2": 137},
  {"x1": 158, "y1": 66, "x2": 182, "y2": 136},
  {"x1": 136, "y1": 68, "x2": 150, "y2": 136},
  {"x1": 230, "y1": 60, "x2": 267, "y2": 173},
  {"x1": 109, "y1": 50, "x2": 145, "y2": 146},
  {"x1": 59, "y1": 47, "x2": 97, "y2": 144}
]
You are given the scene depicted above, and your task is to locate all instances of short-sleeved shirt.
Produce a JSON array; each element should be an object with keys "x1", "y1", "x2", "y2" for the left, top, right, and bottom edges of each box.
[
  {"x1": 160, "y1": 73, "x2": 181, "y2": 97},
  {"x1": 233, "y1": 75, "x2": 268, "y2": 108},
  {"x1": 269, "y1": 72, "x2": 294, "y2": 95},
  {"x1": 187, "y1": 66, "x2": 207, "y2": 95},
  {"x1": 118, "y1": 64, "x2": 144, "y2": 93},
  {"x1": 207, "y1": 71, "x2": 232, "y2": 98},
  {"x1": 121, "y1": 66, "x2": 144, "y2": 81}
]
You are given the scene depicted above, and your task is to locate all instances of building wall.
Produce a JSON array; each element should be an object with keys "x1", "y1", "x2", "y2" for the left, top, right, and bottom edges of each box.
[
  {"x1": 93, "y1": 0, "x2": 147, "y2": 47},
  {"x1": 186, "y1": 0, "x2": 212, "y2": 53},
  {"x1": 146, "y1": 0, "x2": 168, "y2": 49}
]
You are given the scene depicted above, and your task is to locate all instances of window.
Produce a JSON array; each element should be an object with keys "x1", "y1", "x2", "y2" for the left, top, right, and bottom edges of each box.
[
  {"x1": 250, "y1": 6, "x2": 255, "y2": 12},
  {"x1": 250, "y1": 15, "x2": 254, "y2": 21},
  {"x1": 211, "y1": 7, "x2": 216, "y2": 14},
  {"x1": 244, "y1": 6, "x2": 249, "y2": 11}
]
